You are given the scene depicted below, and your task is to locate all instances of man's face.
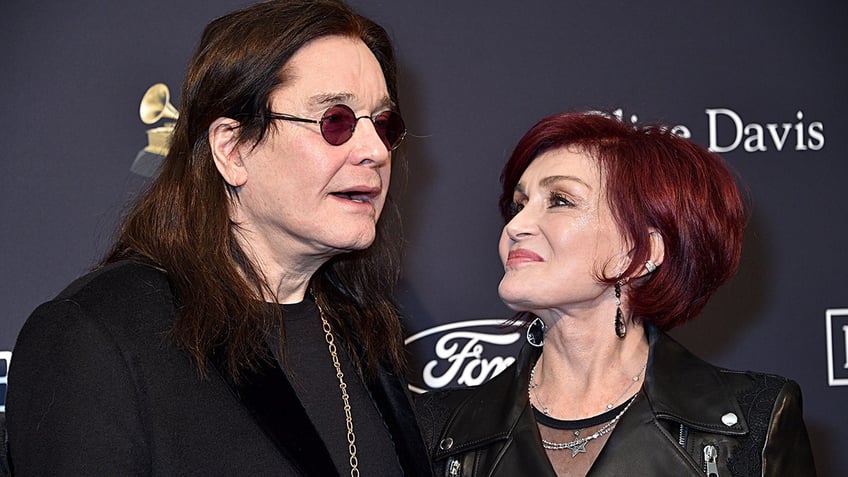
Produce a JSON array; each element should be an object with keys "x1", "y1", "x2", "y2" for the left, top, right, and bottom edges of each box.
[{"x1": 230, "y1": 35, "x2": 394, "y2": 270}]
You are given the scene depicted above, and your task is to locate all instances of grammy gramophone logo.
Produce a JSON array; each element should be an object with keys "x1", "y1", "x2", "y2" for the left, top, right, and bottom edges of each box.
[{"x1": 131, "y1": 83, "x2": 179, "y2": 178}]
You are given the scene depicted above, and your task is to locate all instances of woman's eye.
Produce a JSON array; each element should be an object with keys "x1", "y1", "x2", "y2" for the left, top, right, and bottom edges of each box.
[
  {"x1": 508, "y1": 202, "x2": 525, "y2": 217},
  {"x1": 549, "y1": 192, "x2": 574, "y2": 208}
]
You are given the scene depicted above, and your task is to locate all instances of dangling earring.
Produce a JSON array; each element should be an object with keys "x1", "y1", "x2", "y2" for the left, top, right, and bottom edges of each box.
[
  {"x1": 614, "y1": 280, "x2": 626, "y2": 339},
  {"x1": 645, "y1": 260, "x2": 657, "y2": 273},
  {"x1": 527, "y1": 317, "x2": 546, "y2": 347}
]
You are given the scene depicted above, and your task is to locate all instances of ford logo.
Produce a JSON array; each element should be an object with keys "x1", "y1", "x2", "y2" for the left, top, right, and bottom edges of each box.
[{"x1": 404, "y1": 319, "x2": 522, "y2": 394}]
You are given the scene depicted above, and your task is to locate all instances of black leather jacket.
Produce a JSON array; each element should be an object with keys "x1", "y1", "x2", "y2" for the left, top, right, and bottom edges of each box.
[{"x1": 415, "y1": 325, "x2": 816, "y2": 476}]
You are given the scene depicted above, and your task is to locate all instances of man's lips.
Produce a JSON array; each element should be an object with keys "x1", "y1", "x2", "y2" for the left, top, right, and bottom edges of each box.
[
  {"x1": 330, "y1": 186, "x2": 381, "y2": 204},
  {"x1": 506, "y1": 248, "x2": 543, "y2": 266}
]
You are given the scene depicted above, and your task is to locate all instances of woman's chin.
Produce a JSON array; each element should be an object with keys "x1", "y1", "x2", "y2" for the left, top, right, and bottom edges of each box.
[{"x1": 498, "y1": 286, "x2": 532, "y2": 312}]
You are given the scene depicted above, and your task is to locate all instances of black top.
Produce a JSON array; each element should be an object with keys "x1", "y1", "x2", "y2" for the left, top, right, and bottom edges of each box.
[
  {"x1": 272, "y1": 298, "x2": 401, "y2": 476},
  {"x1": 533, "y1": 398, "x2": 631, "y2": 430}
]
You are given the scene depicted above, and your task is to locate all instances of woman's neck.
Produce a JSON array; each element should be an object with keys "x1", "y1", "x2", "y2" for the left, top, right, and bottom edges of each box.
[{"x1": 531, "y1": 316, "x2": 649, "y2": 420}]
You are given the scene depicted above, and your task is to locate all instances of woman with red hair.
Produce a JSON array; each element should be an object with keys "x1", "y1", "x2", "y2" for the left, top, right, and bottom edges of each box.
[{"x1": 417, "y1": 112, "x2": 815, "y2": 476}]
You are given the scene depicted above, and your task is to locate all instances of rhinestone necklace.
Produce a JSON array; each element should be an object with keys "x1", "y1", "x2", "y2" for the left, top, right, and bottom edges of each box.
[
  {"x1": 540, "y1": 392, "x2": 638, "y2": 457},
  {"x1": 528, "y1": 359, "x2": 646, "y2": 417},
  {"x1": 315, "y1": 298, "x2": 360, "y2": 477}
]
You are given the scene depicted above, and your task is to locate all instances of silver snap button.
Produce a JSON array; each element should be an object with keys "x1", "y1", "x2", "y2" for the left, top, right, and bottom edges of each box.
[
  {"x1": 721, "y1": 412, "x2": 738, "y2": 427},
  {"x1": 439, "y1": 437, "x2": 454, "y2": 450}
]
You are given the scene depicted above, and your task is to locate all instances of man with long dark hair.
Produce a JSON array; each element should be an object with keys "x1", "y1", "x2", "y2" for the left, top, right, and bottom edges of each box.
[{"x1": 6, "y1": 1, "x2": 431, "y2": 475}]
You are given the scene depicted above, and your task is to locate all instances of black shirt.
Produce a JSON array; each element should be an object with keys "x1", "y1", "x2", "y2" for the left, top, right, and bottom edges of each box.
[{"x1": 270, "y1": 298, "x2": 401, "y2": 476}]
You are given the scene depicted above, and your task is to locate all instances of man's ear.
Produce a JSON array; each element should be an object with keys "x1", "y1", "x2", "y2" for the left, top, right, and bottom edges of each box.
[{"x1": 209, "y1": 117, "x2": 248, "y2": 187}]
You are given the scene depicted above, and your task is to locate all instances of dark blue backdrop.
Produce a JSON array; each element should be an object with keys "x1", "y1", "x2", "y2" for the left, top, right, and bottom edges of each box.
[{"x1": 2, "y1": 1, "x2": 846, "y2": 474}]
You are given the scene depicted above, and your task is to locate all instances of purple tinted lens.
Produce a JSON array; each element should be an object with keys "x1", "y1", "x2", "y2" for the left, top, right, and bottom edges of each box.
[
  {"x1": 319, "y1": 104, "x2": 406, "y2": 150},
  {"x1": 374, "y1": 111, "x2": 406, "y2": 150},
  {"x1": 319, "y1": 105, "x2": 357, "y2": 145}
]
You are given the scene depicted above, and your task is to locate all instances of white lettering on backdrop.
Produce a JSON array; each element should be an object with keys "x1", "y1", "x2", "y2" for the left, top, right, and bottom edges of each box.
[{"x1": 589, "y1": 107, "x2": 825, "y2": 153}]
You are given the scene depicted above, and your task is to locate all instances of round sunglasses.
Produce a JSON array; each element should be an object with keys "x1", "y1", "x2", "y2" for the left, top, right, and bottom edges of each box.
[{"x1": 265, "y1": 104, "x2": 406, "y2": 151}]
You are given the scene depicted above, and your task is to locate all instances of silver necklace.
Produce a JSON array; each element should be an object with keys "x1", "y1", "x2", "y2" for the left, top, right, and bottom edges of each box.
[
  {"x1": 528, "y1": 359, "x2": 646, "y2": 417},
  {"x1": 315, "y1": 299, "x2": 360, "y2": 477},
  {"x1": 541, "y1": 393, "x2": 638, "y2": 457},
  {"x1": 528, "y1": 363, "x2": 553, "y2": 416}
]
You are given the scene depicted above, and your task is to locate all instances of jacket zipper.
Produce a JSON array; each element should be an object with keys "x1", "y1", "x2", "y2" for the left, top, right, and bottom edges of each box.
[
  {"x1": 678, "y1": 424, "x2": 688, "y2": 447},
  {"x1": 447, "y1": 457, "x2": 461, "y2": 477},
  {"x1": 704, "y1": 444, "x2": 719, "y2": 477}
]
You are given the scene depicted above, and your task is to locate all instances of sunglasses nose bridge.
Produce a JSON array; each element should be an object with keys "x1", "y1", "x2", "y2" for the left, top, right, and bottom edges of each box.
[
  {"x1": 350, "y1": 114, "x2": 389, "y2": 149},
  {"x1": 351, "y1": 114, "x2": 372, "y2": 132}
]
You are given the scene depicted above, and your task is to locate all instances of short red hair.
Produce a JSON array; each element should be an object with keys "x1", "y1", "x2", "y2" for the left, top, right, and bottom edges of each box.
[{"x1": 499, "y1": 112, "x2": 747, "y2": 330}]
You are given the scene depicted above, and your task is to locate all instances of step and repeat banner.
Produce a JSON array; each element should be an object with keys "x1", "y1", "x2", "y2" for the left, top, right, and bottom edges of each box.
[{"x1": 2, "y1": 1, "x2": 846, "y2": 474}]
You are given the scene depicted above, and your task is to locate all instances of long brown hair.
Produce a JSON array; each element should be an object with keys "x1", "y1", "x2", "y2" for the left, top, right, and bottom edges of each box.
[{"x1": 106, "y1": 0, "x2": 405, "y2": 380}]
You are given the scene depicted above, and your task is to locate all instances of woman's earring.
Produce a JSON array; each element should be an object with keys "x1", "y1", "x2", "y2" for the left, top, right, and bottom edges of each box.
[
  {"x1": 645, "y1": 260, "x2": 657, "y2": 273},
  {"x1": 614, "y1": 280, "x2": 626, "y2": 339},
  {"x1": 527, "y1": 317, "x2": 546, "y2": 347}
]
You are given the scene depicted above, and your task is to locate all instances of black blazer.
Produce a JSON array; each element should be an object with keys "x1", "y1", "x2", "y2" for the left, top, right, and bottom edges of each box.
[
  {"x1": 6, "y1": 261, "x2": 431, "y2": 476},
  {"x1": 416, "y1": 325, "x2": 816, "y2": 477}
]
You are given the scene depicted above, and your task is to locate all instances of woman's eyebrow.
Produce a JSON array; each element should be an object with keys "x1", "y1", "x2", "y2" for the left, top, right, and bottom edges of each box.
[{"x1": 539, "y1": 175, "x2": 592, "y2": 191}]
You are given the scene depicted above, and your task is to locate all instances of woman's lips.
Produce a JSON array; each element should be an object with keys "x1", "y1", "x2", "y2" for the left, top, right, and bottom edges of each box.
[{"x1": 506, "y1": 248, "x2": 543, "y2": 266}]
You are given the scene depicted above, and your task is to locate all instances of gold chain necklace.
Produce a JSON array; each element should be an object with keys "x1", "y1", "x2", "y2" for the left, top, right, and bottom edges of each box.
[{"x1": 315, "y1": 298, "x2": 360, "y2": 477}]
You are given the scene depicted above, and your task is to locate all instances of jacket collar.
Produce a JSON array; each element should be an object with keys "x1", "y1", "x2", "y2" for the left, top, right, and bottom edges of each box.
[
  {"x1": 433, "y1": 343, "x2": 542, "y2": 460},
  {"x1": 368, "y1": 367, "x2": 434, "y2": 477},
  {"x1": 214, "y1": 356, "x2": 339, "y2": 476},
  {"x1": 214, "y1": 354, "x2": 432, "y2": 477},
  {"x1": 642, "y1": 324, "x2": 748, "y2": 435},
  {"x1": 435, "y1": 324, "x2": 747, "y2": 460}
]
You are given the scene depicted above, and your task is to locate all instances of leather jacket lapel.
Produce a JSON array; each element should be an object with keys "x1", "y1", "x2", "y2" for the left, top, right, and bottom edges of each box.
[
  {"x1": 642, "y1": 325, "x2": 748, "y2": 436},
  {"x1": 432, "y1": 344, "x2": 557, "y2": 475},
  {"x1": 433, "y1": 344, "x2": 542, "y2": 461},
  {"x1": 589, "y1": 325, "x2": 750, "y2": 476},
  {"x1": 588, "y1": 395, "x2": 706, "y2": 476}
]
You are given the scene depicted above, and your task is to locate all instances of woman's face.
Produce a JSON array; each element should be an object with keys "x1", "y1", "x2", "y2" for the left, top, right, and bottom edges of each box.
[
  {"x1": 498, "y1": 147, "x2": 629, "y2": 317},
  {"x1": 228, "y1": 35, "x2": 393, "y2": 268}
]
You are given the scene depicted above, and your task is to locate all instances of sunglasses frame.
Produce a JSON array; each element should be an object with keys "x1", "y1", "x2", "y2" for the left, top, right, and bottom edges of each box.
[{"x1": 264, "y1": 104, "x2": 406, "y2": 151}]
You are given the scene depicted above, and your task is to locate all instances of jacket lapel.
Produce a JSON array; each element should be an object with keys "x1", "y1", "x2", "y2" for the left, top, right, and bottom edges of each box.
[
  {"x1": 433, "y1": 344, "x2": 556, "y2": 475},
  {"x1": 432, "y1": 344, "x2": 541, "y2": 461},
  {"x1": 213, "y1": 356, "x2": 338, "y2": 476},
  {"x1": 589, "y1": 325, "x2": 749, "y2": 476},
  {"x1": 643, "y1": 326, "x2": 748, "y2": 435},
  {"x1": 367, "y1": 367, "x2": 434, "y2": 477},
  {"x1": 588, "y1": 396, "x2": 705, "y2": 476}
]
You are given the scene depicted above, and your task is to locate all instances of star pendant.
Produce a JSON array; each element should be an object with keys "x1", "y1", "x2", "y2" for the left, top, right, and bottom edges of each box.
[{"x1": 570, "y1": 441, "x2": 587, "y2": 457}]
